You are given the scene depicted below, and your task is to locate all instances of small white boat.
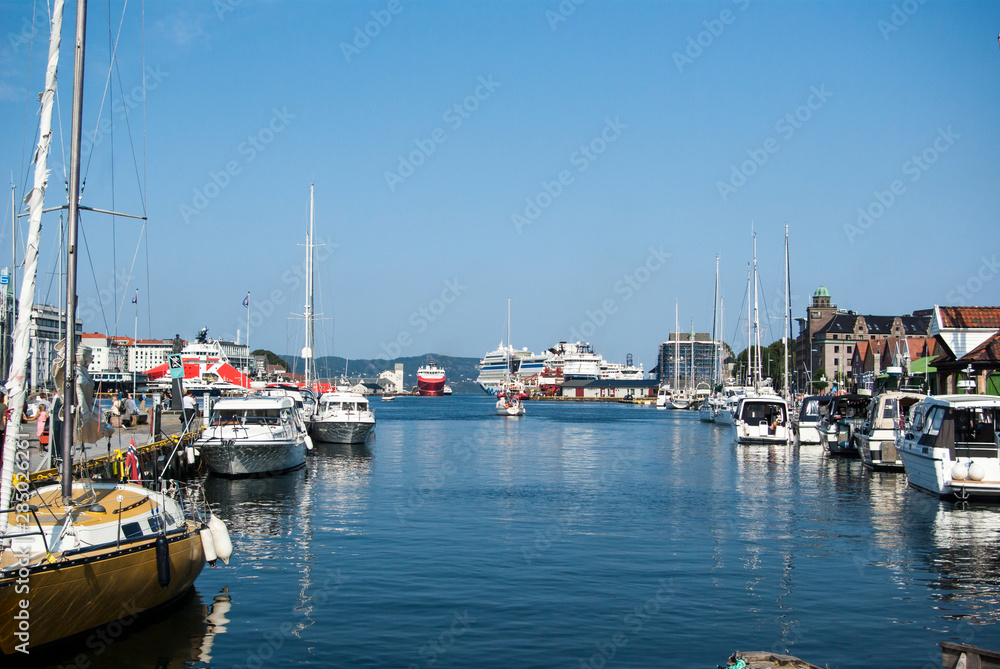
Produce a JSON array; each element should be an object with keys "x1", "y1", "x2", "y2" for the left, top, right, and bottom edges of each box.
[
  {"x1": 496, "y1": 391, "x2": 525, "y2": 416},
  {"x1": 381, "y1": 393, "x2": 396, "y2": 402},
  {"x1": 197, "y1": 396, "x2": 308, "y2": 476},
  {"x1": 731, "y1": 395, "x2": 791, "y2": 445},
  {"x1": 856, "y1": 390, "x2": 925, "y2": 469},
  {"x1": 655, "y1": 385, "x2": 671, "y2": 409},
  {"x1": 793, "y1": 395, "x2": 833, "y2": 445},
  {"x1": 310, "y1": 391, "x2": 376, "y2": 444},
  {"x1": 897, "y1": 394, "x2": 1000, "y2": 500}
]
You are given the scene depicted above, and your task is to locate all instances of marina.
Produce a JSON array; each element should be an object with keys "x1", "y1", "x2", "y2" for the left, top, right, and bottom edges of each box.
[{"x1": 12, "y1": 395, "x2": 1000, "y2": 668}]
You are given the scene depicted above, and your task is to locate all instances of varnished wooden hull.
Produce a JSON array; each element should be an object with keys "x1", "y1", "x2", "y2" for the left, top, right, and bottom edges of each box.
[{"x1": 0, "y1": 525, "x2": 205, "y2": 654}]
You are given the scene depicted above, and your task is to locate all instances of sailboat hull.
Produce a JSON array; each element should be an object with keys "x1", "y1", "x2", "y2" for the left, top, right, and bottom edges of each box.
[{"x1": 0, "y1": 527, "x2": 204, "y2": 654}]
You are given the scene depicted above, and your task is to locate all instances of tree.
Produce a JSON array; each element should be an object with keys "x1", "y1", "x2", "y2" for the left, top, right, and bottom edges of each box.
[
  {"x1": 252, "y1": 349, "x2": 288, "y2": 371},
  {"x1": 812, "y1": 369, "x2": 829, "y2": 392}
]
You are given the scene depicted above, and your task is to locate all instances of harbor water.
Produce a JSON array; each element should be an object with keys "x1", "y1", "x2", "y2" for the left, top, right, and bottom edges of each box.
[{"x1": 27, "y1": 395, "x2": 1000, "y2": 668}]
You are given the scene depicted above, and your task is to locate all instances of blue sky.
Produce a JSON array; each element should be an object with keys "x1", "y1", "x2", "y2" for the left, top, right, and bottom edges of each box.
[{"x1": 1, "y1": 0, "x2": 998, "y2": 368}]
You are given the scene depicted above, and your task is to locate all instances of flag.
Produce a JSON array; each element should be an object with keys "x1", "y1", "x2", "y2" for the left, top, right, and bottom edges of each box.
[
  {"x1": 125, "y1": 436, "x2": 140, "y2": 482},
  {"x1": 243, "y1": 293, "x2": 249, "y2": 308},
  {"x1": 131, "y1": 291, "x2": 138, "y2": 304}
]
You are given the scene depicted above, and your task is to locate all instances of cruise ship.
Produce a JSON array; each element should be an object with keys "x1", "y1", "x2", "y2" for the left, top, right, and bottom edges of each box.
[
  {"x1": 417, "y1": 363, "x2": 446, "y2": 396},
  {"x1": 476, "y1": 343, "x2": 548, "y2": 394},
  {"x1": 547, "y1": 341, "x2": 602, "y2": 380}
]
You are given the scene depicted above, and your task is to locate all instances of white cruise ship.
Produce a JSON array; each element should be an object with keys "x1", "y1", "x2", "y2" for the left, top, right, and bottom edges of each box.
[{"x1": 476, "y1": 343, "x2": 548, "y2": 394}]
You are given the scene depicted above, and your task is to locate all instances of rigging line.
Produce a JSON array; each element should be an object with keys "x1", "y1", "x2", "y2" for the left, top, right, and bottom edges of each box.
[
  {"x1": 729, "y1": 274, "x2": 749, "y2": 355},
  {"x1": 111, "y1": 221, "x2": 145, "y2": 333},
  {"x1": 109, "y1": 26, "x2": 146, "y2": 213},
  {"x1": 80, "y1": 0, "x2": 130, "y2": 195},
  {"x1": 17, "y1": 0, "x2": 40, "y2": 203},
  {"x1": 142, "y1": 0, "x2": 147, "y2": 216},
  {"x1": 107, "y1": 1, "x2": 118, "y2": 333},
  {"x1": 144, "y1": 212, "x2": 150, "y2": 338},
  {"x1": 77, "y1": 214, "x2": 112, "y2": 335}
]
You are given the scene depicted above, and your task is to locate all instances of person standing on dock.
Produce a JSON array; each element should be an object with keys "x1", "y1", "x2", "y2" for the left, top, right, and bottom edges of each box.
[
  {"x1": 35, "y1": 403, "x2": 49, "y2": 450},
  {"x1": 182, "y1": 390, "x2": 198, "y2": 428}
]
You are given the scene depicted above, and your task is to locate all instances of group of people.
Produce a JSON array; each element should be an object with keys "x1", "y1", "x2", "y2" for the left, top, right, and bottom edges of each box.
[
  {"x1": 0, "y1": 390, "x2": 63, "y2": 459},
  {"x1": 109, "y1": 390, "x2": 143, "y2": 427}
]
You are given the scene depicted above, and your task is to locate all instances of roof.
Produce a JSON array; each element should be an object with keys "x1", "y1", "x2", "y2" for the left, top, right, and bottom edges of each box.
[
  {"x1": 937, "y1": 306, "x2": 1000, "y2": 330},
  {"x1": 917, "y1": 394, "x2": 1000, "y2": 409},
  {"x1": 959, "y1": 331, "x2": 1000, "y2": 364},
  {"x1": 813, "y1": 285, "x2": 830, "y2": 298},
  {"x1": 213, "y1": 397, "x2": 293, "y2": 410},
  {"x1": 909, "y1": 356, "x2": 937, "y2": 375}
]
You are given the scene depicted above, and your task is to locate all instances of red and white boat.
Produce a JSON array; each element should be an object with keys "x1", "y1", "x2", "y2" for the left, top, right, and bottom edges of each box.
[
  {"x1": 417, "y1": 363, "x2": 446, "y2": 396},
  {"x1": 144, "y1": 341, "x2": 252, "y2": 392}
]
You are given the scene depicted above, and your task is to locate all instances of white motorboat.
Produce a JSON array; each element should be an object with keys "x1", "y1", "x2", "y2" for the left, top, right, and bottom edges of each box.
[
  {"x1": 310, "y1": 392, "x2": 376, "y2": 444},
  {"x1": 731, "y1": 395, "x2": 791, "y2": 445},
  {"x1": 856, "y1": 390, "x2": 925, "y2": 470},
  {"x1": 897, "y1": 394, "x2": 1000, "y2": 500},
  {"x1": 655, "y1": 385, "x2": 671, "y2": 409},
  {"x1": 817, "y1": 394, "x2": 870, "y2": 457},
  {"x1": 197, "y1": 396, "x2": 308, "y2": 476},
  {"x1": 793, "y1": 395, "x2": 833, "y2": 445},
  {"x1": 496, "y1": 383, "x2": 525, "y2": 416}
]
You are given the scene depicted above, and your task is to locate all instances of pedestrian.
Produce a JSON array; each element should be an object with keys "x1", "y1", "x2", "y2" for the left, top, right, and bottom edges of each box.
[
  {"x1": 182, "y1": 390, "x2": 198, "y2": 426},
  {"x1": 36, "y1": 403, "x2": 49, "y2": 450}
]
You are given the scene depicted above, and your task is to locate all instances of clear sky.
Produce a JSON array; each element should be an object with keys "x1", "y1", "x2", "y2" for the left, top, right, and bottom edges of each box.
[{"x1": 1, "y1": 0, "x2": 998, "y2": 368}]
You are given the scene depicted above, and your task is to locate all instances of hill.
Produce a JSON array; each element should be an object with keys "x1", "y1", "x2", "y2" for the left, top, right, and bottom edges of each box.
[{"x1": 279, "y1": 353, "x2": 484, "y2": 394}]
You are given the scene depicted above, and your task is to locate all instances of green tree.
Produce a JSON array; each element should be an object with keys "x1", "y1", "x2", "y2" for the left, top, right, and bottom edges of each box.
[{"x1": 252, "y1": 349, "x2": 288, "y2": 371}]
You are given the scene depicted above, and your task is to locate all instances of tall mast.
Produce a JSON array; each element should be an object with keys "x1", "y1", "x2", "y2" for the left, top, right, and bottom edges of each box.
[
  {"x1": 711, "y1": 255, "x2": 719, "y2": 391},
  {"x1": 62, "y1": 0, "x2": 88, "y2": 503},
  {"x1": 783, "y1": 225, "x2": 791, "y2": 400},
  {"x1": 1, "y1": 0, "x2": 66, "y2": 521},
  {"x1": 674, "y1": 300, "x2": 679, "y2": 392},
  {"x1": 302, "y1": 183, "x2": 315, "y2": 388},
  {"x1": 506, "y1": 297, "x2": 511, "y2": 372},
  {"x1": 752, "y1": 232, "x2": 760, "y2": 389},
  {"x1": 746, "y1": 263, "x2": 751, "y2": 386}
]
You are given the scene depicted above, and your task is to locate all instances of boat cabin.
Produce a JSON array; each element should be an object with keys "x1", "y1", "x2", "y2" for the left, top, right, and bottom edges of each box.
[
  {"x1": 736, "y1": 397, "x2": 789, "y2": 436},
  {"x1": 910, "y1": 396, "x2": 1000, "y2": 458},
  {"x1": 209, "y1": 397, "x2": 296, "y2": 427},
  {"x1": 797, "y1": 395, "x2": 833, "y2": 425}
]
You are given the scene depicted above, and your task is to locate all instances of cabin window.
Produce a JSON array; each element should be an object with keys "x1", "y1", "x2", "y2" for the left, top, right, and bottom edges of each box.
[
  {"x1": 926, "y1": 407, "x2": 945, "y2": 436},
  {"x1": 881, "y1": 400, "x2": 897, "y2": 421},
  {"x1": 120, "y1": 522, "x2": 143, "y2": 540}
]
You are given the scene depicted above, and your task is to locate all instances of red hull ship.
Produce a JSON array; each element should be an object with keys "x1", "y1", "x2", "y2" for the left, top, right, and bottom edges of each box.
[{"x1": 417, "y1": 364, "x2": 446, "y2": 396}]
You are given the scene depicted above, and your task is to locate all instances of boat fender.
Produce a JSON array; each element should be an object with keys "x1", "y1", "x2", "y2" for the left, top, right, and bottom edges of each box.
[
  {"x1": 951, "y1": 463, "x2": 968, "y2": 481},
  {"x1": 208, "y1": 514, "x2": 233, "y2": 565},
  {"x1": 969, "y1": 462, "x2": 986, "y2": 482},
  {"x1": 200, "y1": 527, "x2": 218, "y2": 566},
  {"x1": 304, "y1": 435, "x2": 314, "y2": 452},
  {"x1": 185, "y1": 445, "x2": 196, "y2": 465},
  {"x1": 155, "y1": 535, "x2": 171, "y2": 588}
]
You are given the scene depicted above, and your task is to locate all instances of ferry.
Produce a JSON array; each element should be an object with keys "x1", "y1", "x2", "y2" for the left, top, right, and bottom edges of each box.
[
  {"x1": 547, "y1": 341, "x2": 602, "y2": 380},
  {"x1": 476, "y1": 343, "x2": 547, "y2": 393},
  {"x1": 143, "y1": 340, "x2": 252, "y2": 391},
  {"x1": 417, "y1": 363, "x2": 446, "y2": 396}
]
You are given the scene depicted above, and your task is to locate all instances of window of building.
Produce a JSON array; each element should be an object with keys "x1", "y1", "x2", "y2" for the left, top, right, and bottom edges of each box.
[
  {"x1": 833, "y1": 358, "x2": 838, "y2": 367},
  {"x1": 847, "y1": 346, "x2": 852, "y2": 353},
  {"x1": 834, "y1": 346, "x2": 839, "y2": 353}
]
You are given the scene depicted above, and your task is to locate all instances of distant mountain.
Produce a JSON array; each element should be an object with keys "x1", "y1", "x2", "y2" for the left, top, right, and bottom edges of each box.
[{"x1": 279, "y1": 353, "x2": 485, "y2": 394}]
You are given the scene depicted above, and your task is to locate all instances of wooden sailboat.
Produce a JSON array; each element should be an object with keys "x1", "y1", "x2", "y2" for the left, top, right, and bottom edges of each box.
[{"x1": 0, "y1": 1, "x2": 229, "y2": 654}]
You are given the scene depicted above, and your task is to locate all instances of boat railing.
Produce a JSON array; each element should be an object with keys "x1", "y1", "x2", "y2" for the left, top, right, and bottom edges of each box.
[{"x1": 953, "y1": 442, "x2": 999, "y2": 460}]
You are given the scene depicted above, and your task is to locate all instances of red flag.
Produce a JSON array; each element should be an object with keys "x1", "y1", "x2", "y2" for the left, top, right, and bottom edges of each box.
[{"x1": 125, "y1": 437, "x2": 140, "y2": 482}]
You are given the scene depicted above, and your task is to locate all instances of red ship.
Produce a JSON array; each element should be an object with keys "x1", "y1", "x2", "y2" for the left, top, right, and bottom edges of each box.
[{"x1": 417, "y1": 363, "x2": 446, "y2": 396}]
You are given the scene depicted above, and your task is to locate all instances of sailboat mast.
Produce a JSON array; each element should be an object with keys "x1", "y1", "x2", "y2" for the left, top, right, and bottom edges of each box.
[
  {"x1": 674, "y1": 300, "x2": 678, "y2": 392},
  {"x1": 62, "y1": 0, "x2": 88, "y2": 503},
  {"x1": 752, "y1": 232, "x2": 760, "y2": 389},
  {"x1": 784, "y1": 225, "x2": 791, "y2": 400},
  {"x1": 746, "y1": 263, "x2": 751, "y2": 386},
  {"x1": 711, "y1": 255, "x2": 719, "y2": 391},
  {"x1": 506, "y1": 297, "x2": 511, "y2": 372},
  {"x1": 303, "y1": 183, "x2": 315, "y2": 388}
]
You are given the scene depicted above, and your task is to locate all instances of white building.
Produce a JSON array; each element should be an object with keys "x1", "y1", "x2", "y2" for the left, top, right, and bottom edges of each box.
[{"x1": 378, "y1": 364, "x2": 404, "y2": 393}]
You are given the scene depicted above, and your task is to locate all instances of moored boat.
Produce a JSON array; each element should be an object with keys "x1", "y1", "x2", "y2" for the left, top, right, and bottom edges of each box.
[
  {"x1": 817, "y1": 393, "x2": 870, "y2": 457},
  {"x1": 793, "y1": 395, "x2": 833, "y2": 445},
  {"x1": 197, "y1": 396, "x2": 308, "y2": 476},
  {"x1": 311, "y1": 392, "x2": 376, "y2": 443},
  {"x1": 856, "y1": 390, "x2": 925, "y2": 470},
  {"x1": 417, "y1": 363, "x2": 446, "y2": 396},
  {"x1": 731, "y1": 394, "x2": 791, "y2": 444},
  {"x1": 897, "y1": 394, "x2": 1000, "y2": 500}
]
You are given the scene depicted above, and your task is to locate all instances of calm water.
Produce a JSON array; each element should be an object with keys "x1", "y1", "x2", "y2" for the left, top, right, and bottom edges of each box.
[{"x1": 26, "y1": 395, "x2": 1000, "y2": 668}]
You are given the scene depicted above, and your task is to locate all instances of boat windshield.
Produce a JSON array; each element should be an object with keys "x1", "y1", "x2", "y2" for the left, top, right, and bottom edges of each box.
[
  {"x1": 211, "y1": 408, "x2": 282, "y2": 426},
  {"x1": 741, "y1": 402, "x2": 786, "y2": 424}
]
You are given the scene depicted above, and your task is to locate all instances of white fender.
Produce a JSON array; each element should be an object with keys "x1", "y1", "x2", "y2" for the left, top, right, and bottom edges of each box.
[
  {"x1": 304, "y1": 434, "x2": 314, "y2": 451},
  {"x1": 185, "y1": 445, "x2": 196, "y2": 465},
  {"x1": 200, "y1": 527, "x2": 218, "y2": 565},
  {"x1": 208, "y1": 514, "x2": 233, "y2": 565}
]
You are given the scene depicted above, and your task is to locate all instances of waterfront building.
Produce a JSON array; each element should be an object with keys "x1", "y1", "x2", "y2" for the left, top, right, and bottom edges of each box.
[
  {"x1": 929, "y1": 305, "x2": 1000, "y2": 395},
  {"x1": 27, "y1": 304, "x2": 82, "y2": 390},
  {"x1": 794, "y1": 286, "x2": 931, "y2": 390},
  {"x1": 655, "y1": 332, "x2": 724, "y2": 391}
]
